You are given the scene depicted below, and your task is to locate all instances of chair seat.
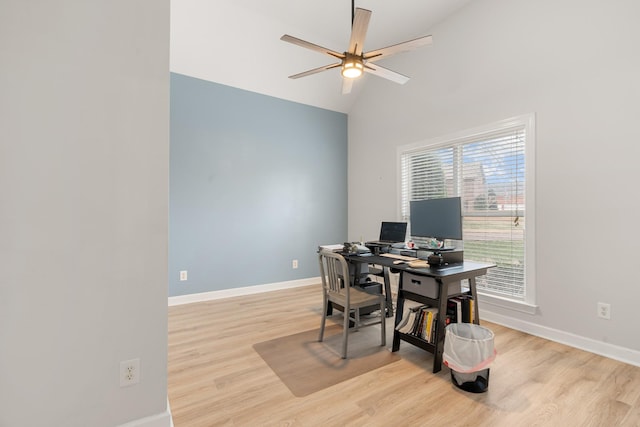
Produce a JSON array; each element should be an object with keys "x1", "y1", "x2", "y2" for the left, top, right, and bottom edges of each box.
[{"x1": 328, "y1": 287, "x2": 384, "y2": 310}]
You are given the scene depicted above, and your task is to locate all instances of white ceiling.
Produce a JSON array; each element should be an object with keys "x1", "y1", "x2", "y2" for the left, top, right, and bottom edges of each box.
[{"x1": 170, "y1": 0, "x2": 473, "y2": 113}]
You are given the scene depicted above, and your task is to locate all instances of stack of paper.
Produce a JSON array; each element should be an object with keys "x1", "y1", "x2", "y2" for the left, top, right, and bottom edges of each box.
[{"x1": 318, "y1": 244, "x2": 344, "y2": 253}]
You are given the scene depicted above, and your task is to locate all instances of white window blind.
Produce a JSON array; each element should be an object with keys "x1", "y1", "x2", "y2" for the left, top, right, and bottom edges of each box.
[{"x1": 400, "y1": 124, "x2": 528, "y2": 300}]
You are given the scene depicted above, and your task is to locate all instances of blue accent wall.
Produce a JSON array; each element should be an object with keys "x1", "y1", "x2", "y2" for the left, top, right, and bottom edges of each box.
[{"x1": 169, "y1": 73, "x2": 348, "y2": 297}]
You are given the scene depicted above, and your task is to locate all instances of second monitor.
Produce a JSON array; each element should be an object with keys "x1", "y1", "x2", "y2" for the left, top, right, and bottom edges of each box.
[{"x1": 366, "y1": 221, "x2": 407, "y2": 246}]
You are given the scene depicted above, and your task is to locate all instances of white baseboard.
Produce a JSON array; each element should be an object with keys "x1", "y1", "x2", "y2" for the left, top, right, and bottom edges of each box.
[
  {"x1": 117, "y1": 405, "x2": 172, "y2": 427},
  {"x1": 480, "y1": 309, "x2": 640, "y2": 368},
  {"x1": 168, "y1": 277, "x2": 320, "y2": 306}
]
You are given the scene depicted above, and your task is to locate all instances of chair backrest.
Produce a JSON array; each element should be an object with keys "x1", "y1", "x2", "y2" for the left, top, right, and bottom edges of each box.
[{"x1": 318, "y1": 250, "x2": 351, "y2": 302}]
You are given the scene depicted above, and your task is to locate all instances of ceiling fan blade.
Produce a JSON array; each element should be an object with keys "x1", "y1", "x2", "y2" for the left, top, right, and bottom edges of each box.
[
  {"x1": 363, "y1": 62, "x2": 410, "y2": 85},
  {"x1": 348, "y1": 8, "x2": 372, "y2": 56},
  {"x1": 288, "y1": 63, "x2": 342, "y2": 79},
  {"x1": 363, "y1": 35, "x2": 433, "y2": 62},
  {"x1": 280, "y1": 34, "x2": 344, "y2": 60},
  {"x1": 341, "y1": 77, "x2": 354, "y2": 94}
]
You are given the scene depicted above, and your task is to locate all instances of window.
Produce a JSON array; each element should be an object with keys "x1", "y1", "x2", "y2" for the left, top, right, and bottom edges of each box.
[{"x1": 398, "y1": 115, "x2": 535, "y2": 308}]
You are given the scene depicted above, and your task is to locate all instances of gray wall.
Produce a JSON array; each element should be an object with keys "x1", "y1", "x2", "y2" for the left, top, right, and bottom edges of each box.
[
  {"x1": 348, "y1": 0, "x2": 640, "y2": 361},
  {"x1": 0, "y1": 1, "x2": 170, "y2": 426},
  {"x1": 169, "y1": 73, "x2": 347, "y2": 297}
]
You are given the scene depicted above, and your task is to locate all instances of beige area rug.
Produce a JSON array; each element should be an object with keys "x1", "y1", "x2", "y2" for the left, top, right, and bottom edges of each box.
[{"x1": 253, "y1": 323, "x2": 400, "y2": 397}]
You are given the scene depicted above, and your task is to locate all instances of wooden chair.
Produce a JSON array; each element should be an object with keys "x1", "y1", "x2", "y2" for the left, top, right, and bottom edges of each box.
[{"x1": 318, "y1": 250, "x2": 386, "y2": 358}]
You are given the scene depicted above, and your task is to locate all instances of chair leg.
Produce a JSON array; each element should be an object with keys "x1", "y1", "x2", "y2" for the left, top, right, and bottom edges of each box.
[
  {"x1": 341, "y1": 305, "x2": 349, "y2": 359},
  {"x1": 380, "y1": 299, "x2": 386, "y2": 347},
  {"x1": 319, "y1": 296, "x2": 328, "y2": 342}
]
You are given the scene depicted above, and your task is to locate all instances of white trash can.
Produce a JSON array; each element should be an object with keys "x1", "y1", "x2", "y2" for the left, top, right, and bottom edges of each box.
[{"x1": 443, "y1": 323, "x2": 496, "y2": 393}]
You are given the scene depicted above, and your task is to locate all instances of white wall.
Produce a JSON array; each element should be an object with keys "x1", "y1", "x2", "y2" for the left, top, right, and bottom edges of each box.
[
  {"x1": 348, "y1": 0, "x2": 640, "y2": 364},
  {"x1": 0, "y1": 1, "x2": 171, "y2": 426}
]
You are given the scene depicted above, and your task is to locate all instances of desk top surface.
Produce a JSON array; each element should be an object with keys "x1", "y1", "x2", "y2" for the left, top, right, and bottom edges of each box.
[{"x1": 344, "y1": 253, "x2": 495, "y2": 277}]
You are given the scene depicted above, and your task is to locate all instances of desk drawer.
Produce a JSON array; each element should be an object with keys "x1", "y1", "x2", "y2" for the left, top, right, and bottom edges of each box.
[{"x1": 402, "y1": 273, "x2": 461, "y2": 299}]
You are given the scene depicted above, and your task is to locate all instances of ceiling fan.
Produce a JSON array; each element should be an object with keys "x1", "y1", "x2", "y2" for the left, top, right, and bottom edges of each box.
[{"x1": 280, "y1": 2, "x2": 433, "y2": 94}]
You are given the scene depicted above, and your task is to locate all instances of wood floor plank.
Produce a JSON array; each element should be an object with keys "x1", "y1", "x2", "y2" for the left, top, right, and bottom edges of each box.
[{"x1": 168, "y1": 284, "x2": 640, "y2": 427}]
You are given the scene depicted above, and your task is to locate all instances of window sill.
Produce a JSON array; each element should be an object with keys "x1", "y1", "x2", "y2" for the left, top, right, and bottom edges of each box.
[{"x1": 477, "y1": 293, "x2": 538, "y2": 315}]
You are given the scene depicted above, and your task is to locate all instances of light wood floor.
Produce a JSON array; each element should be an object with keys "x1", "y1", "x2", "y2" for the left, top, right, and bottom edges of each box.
[{"x1": 168, "y1": 284, "x2": 640, "y2": 427}]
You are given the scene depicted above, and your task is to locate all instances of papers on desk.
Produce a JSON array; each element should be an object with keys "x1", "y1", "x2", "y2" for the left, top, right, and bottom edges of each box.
[
  {"x1": 380, "y1": 253, "x2": 416, "y2": 261},
  {"x1": 320, "y1": 243, "x2": 371, "y2": 254},
  {"x1": 318, "y1": 244, "x2": 344, "y2": 253},
  {"x1": 379, "y1": 253, "x2": 429, "y2": 268},
  {"x1": 408, "y1": 260, "x2": 430, "y2": 268}
]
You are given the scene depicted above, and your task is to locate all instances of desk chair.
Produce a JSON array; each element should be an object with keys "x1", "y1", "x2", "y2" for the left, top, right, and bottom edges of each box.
[{"x1": 318, "y1": 250, "x2": 386, "y2": 359}]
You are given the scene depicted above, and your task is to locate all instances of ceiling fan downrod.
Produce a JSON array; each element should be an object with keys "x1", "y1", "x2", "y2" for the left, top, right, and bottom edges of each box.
[{"x1": 351, "y1": 0, "x2": 355, "y2": 25}]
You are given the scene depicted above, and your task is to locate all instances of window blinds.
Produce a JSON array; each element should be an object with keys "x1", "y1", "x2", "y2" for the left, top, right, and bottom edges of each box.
[{"x1": 400, "y1": 127, "x2": 526, "y2": 299}]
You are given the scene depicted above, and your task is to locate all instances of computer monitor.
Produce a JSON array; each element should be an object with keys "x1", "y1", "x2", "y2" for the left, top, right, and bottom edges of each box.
[
  {"x1": 409, "y1": 197, "x2": 463, "y2": 243},
  {"x1": 379, "y1": 221, "x2": 408, "y2": 242}
]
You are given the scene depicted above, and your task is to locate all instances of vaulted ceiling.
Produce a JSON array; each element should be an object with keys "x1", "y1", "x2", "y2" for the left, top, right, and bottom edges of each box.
[{"x1": 170, "y1": 0, "x2": 473, "y2": 113}]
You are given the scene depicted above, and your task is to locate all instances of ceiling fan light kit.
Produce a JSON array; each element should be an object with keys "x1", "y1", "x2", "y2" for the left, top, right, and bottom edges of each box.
[
  {"x1": 341, "y1": 54, "x2": 364, "y2": 78},
  {"x1": 280, "y1": 4, "x2": 432, "y2": 94}
]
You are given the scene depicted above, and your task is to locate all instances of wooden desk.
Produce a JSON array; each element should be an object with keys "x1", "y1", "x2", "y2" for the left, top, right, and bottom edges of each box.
[{"x1": 346, "y1": 254, "x2": 494, "y2": 373}]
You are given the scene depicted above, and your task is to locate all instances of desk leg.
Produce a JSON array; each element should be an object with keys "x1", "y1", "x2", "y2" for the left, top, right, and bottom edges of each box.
[
  {"x1": 432, "y1": 279, "x2": 450, "y2": 373},
  {"x1": 469, "y1": 276, "x2": 480, "y2": 325},
  {"x1": 383, "y1": 267, "x2": 394, "y2": 318},
  {"x1": 391, "y1": 296, "x2": 404, "y2": 352}
]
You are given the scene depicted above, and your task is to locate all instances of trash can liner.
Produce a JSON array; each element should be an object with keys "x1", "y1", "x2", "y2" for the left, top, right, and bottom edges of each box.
[{"x1": 443, "y1": 323, "x2": 496, "y2": 373}]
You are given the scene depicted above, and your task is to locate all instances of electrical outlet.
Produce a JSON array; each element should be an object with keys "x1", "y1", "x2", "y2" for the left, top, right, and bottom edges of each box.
[
  {"x1": 120, "y1": 358, "x2": 140, "y2": 387},
  {"x1": 597, "y1": 302, "x2": 611, "y2": 320},
  {"x1": 292, "y1": 259, "x2": 298, "y2": 269},
  {"x1": 179, "y1": 270, "x2": 188, "y2": 281}
]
